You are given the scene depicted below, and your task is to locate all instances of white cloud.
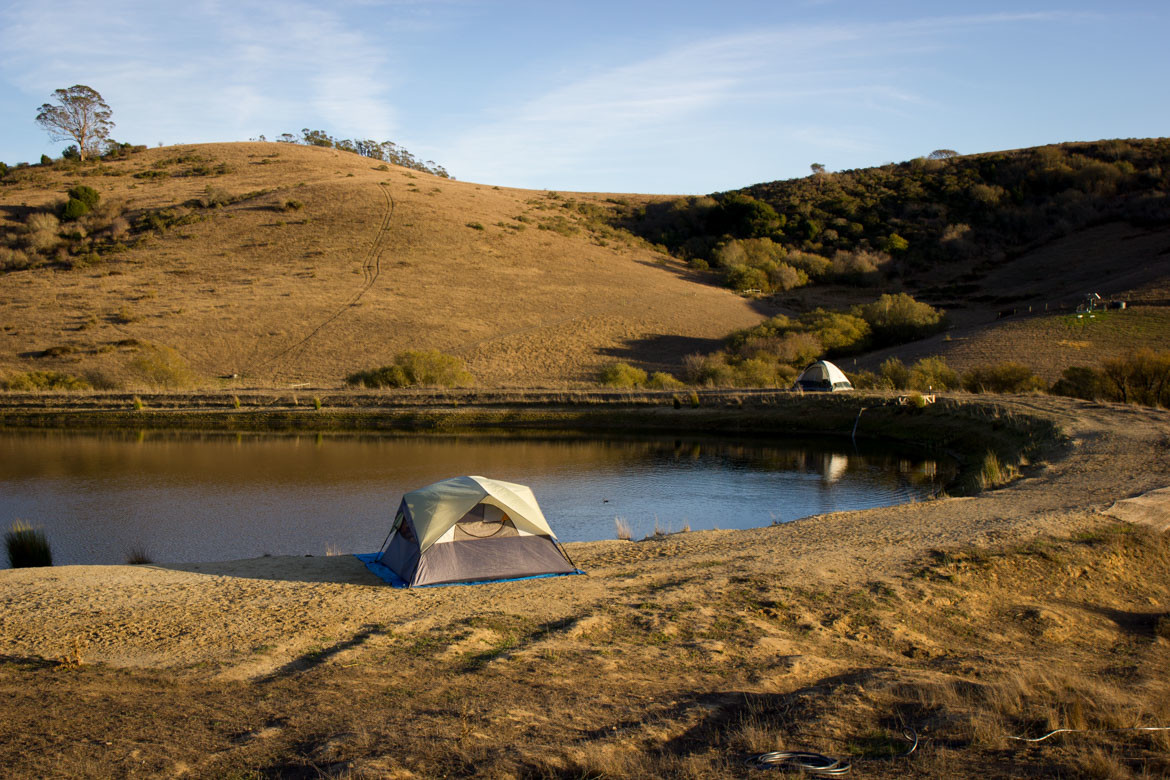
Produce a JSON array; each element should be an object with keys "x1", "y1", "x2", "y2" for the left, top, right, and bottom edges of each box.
[
  {"x1": 0, "y1": 0, "x2": 398, "y2": 144},
  {"x1": 441, "y1": 12, "x2": 1075, "y2": 190}
]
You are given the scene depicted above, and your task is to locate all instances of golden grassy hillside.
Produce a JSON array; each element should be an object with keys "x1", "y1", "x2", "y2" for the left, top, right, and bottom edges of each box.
[{"x1": 0, "y1": 143, "x2": 762, "y2": 389}]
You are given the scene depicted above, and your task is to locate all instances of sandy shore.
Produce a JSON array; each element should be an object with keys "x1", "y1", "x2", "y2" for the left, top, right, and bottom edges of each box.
[{"x1": 2, "y1": 395, "x2": 1167, "y2": 678}]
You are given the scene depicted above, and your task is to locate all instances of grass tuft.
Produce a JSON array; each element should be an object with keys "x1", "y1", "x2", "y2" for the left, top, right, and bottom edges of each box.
[
  {"x1": 977, "y1": 450, "x2": 1015, "y2": 491},
  {"x1": 614, "y1": 517, "x2": 632, "y2": 541},
  {"x1": 5, "y1": 521, "x2": 53, "y2": 568}
]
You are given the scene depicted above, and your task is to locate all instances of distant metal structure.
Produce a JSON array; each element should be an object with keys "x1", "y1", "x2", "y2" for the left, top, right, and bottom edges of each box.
[
  {"x1": 1076, "y1": 292, "x2": 1127, "y2": 313},
  {"x1": 1077, "y1": 292, "x2": 1103, "y2": 313}
]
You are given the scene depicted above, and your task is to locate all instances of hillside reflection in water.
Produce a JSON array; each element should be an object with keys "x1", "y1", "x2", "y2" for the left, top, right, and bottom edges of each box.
[{"x1": 0, "y1": 431, "x2": 954, "y2": 566}]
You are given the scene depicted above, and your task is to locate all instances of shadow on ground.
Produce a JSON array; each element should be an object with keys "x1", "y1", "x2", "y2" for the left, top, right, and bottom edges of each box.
[{"x1": 162, "y1": 554, "x2": 386, "y2": 586}]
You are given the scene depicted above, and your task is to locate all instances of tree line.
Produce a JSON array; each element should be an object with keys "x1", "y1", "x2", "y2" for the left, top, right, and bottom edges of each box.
[
  {"x1": 22, "y1": 84, "x2": 450, "y2": 179},
  {"x1": 262, "y1": 129, "x2": 450, "y2": 178}
]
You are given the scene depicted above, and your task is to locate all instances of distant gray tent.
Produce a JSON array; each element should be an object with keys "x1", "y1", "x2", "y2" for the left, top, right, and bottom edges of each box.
[
  {"x1": 374, "y1": 476, "x2": 579, "y2": 587},
  {"x1": 794, "y1": 360, "x2": 853, "y2": 392}
]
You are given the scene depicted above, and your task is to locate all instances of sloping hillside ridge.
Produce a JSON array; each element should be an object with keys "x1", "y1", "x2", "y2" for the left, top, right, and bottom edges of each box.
[{"x1": 0, "y1": 142, "x2": 760, "y2": 389}]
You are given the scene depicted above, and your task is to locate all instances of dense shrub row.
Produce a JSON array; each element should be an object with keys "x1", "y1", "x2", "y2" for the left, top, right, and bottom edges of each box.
[
  {"x1": 616, "y1": 139, "x2": 1170, "y2": 291},
  {"x1": 599, "y1": 347, "x2": 1170, "y2": 412},
  {"x1": 1052, "y1": 349, "x2": 1170, "y2": 406}
]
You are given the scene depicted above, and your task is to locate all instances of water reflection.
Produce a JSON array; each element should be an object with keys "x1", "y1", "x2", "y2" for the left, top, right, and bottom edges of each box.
[{"x1": 0, "y1": 430, "x2": 954, "y2": 566}]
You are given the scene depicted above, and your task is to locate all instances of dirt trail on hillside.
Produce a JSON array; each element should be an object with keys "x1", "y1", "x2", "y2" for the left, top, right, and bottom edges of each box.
[
  {"x1": 1, "y1": 396, "x2": 1166, "y2": 680},
  {"x1": 258, "y1": 182, "x2": 396, "y2": 384}
]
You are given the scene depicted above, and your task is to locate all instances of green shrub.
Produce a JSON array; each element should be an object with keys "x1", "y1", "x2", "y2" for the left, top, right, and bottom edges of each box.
[
  {"x1": 715, "y1": 238, "x2": 809, "y2": 294},
  {"x1": 785, "y1": 251, "x2": 833, "y2": 279},
  {"x1": 879, "y1": 357, "x2": 910, "y2": 390},
  {"x1": 6, "y1": 521, "x2": 52, "y2": 568},
  {"x1": 60, "y1": 197, "x2": 90, "y2": 220},
  {"x1": 646, "y1": 371, "x2": 686, "y2": 390},
  {"x1": 347, "y1": 350, "x2": 474, "y2": 388},
  {"x1": 40, "y1": 154, "x2": 53, "y2": 166},
  {"x1": 796, "y1": 309, "x2": 870, "y2": 355},
  {"x1": 908, "y1": 356, "x2": 960, "y2": 391},
  {"x1": 883, "y1": 232, "x2": 909, "y2": 253},
  {"x1": 723, "y1": 264, "x2": 768, "y2": 293},
  {"x1": 68, "y1": 185, "x2": 101, "y2": 210},
  {"x1": 1051, "y1": 366, "x2": 1109, "y2": 401},
  {"x1": 961, "y1": 363, "x2": 1047, "y2": 394},
  {"x1": 599, "y1": 362, "x2": 648, "y2": 388},
  {"x1": 466, "y1": 221, "x2": 485, "y2": 231},
  {"x1": 284, "y1": 199, "x2": 304, "y2": 211},
  {"x1": 852, "y1": 293, "x2": 946, "y2": 346},
  {"x1": 847, "y1": 370, "x2": 880, "y2": 389}
]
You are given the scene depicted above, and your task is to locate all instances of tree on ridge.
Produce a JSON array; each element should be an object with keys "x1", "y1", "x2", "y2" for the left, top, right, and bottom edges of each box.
[{"x1": 35, "y1": 85, "x2": 114, "y2": 161}]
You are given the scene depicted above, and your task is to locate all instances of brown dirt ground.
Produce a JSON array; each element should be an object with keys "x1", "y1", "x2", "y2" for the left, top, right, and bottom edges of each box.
[
  {"x1": 0, "y1": 143, "x2": 760, "y2": 389},
  {"x1": 1, "y1": 395, "x2": 1169, "y2": 778}
]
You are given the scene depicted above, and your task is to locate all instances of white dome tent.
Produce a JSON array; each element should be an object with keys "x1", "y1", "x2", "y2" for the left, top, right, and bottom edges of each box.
[
  {"x1": 793, "y1": 360, "x2": 853, "y2": 392},
  {"x1": 358, "y1": 476, "x2": 581, "y2": 587}
]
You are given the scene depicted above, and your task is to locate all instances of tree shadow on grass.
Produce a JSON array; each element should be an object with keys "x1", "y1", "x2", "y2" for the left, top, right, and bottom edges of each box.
[
  {"x1": 256, "y1": 623, "x2": 389, "y2": 683},
  {"x1": 599, "y1": 334, "x2": 725, "y2": 374}
]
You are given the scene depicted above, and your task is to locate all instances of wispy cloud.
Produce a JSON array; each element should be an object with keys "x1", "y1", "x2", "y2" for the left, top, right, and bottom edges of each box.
[
  {"x1": 442, "y1": 12, "x2": 1078, "y2": 190},
  {"x1": 0, "y1": 0, "x2": 399, "y2": 144}
]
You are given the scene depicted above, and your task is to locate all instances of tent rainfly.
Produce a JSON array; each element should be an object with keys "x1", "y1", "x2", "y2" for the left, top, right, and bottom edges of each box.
[
  {"x1": 794, "y1": 360, "x2": 853, "y2": 392},
  {"x1": 371, "y1": 476, "x2": 580, "y2": 587}
]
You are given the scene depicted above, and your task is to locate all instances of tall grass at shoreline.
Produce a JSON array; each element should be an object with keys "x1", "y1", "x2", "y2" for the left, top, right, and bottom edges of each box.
[
  {"x1": 5, "y1": 521, "x2": 53, "y2": 568},
  {"x1": 614, "y1": 517, "x2": 632, "y2": 541}
]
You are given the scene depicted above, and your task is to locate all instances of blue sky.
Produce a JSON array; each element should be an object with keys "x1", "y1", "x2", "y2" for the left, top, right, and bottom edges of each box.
[{"x1": 1, "y1": 1, "x2": 1167, "y2": 193}]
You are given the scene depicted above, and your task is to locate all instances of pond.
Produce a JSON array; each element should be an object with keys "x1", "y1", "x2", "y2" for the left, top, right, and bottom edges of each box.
[{"x1": 0, "y1": 430, "x2": 955, "y2": 567}]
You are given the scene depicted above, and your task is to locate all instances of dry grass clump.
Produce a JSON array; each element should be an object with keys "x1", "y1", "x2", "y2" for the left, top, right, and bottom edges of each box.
[
  {"x1": 0, "y1": 370, "x2": 90, "y2": 391},
  {"x1": 127, "y1": 343, "x2": 198, "y2": 390},
  {"x1": 977, "y1": 450, "x2": 1016, "y2": 491},
  {"x1": 614, "y1": 517, "x2": 632, "y2": 541},
  {"x1": 884, "y1": 664, "x2": 1170, "y2": 778}
]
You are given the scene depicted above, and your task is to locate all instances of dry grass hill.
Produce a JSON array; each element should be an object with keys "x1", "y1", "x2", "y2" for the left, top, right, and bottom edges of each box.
[
  {"x1": 0, "y1": 142, "x2": 760, "y2": 389},
  {"x1": 4, "y1": 139, "x2": 1170, "y2": 392}
]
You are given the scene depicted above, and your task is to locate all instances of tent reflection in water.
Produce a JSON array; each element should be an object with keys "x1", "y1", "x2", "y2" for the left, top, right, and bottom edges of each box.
[
  {"x1": 793, "y1": 359, "x2": 853, "y2": 392},
  {"x1": 363, "y1": 476, "x2": 581, "y2": 587}
]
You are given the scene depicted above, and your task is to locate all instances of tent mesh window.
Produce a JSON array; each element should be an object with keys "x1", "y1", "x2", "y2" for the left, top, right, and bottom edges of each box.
[
  {"x1": 395, "y1": 511, "x2": 416, "y2": 543},
  {"x1": 452, "y1": 503, "x2": 519, "y2": 541}
]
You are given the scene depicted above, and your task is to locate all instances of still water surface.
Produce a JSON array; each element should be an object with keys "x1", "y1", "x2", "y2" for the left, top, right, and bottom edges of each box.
[{"x1": 0, "y1": 430, "x2": 953, "y2": 566}]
